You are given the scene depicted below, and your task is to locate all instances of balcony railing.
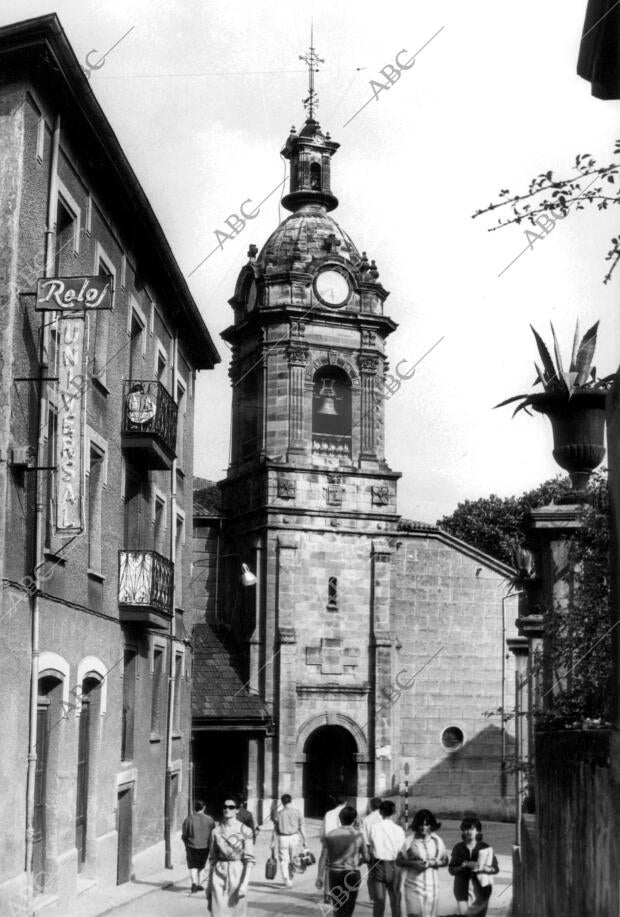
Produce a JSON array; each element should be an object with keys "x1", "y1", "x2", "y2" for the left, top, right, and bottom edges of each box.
[
  {"x1": 121, "y1": 380, "x2": 178, "y2": 469},
  {"x1": 312, "y1": 433, "x2": 352, "y2": 458},
  {"x1": 118, "y1": 550, "x2": 173, "y2": 627}
]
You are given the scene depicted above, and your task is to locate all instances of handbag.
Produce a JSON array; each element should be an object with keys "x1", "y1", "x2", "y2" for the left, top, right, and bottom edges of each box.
[
  {"x1": 300, "y1": 849, "x2": 316, "y2": 867},
  {"x1": 265, "y1": 850, "x2": 277, "y2": 880}
]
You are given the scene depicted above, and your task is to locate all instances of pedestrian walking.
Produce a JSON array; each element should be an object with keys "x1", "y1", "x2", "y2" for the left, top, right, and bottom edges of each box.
[
  {"x1": 448, "y1": 817, "x2": 499, "y2": 916},
  {"x1": 396, "y1": 809, "x2": 447, "y2": 917},
  {"x1": 269, "y1": 793, "x2": 307, "y2": 888},
  {"x1": 316, "y1": 805, "x2": 366, "y2": 916},
  {"x1": 181, "y1": 799, "x2": 215, "y2": 894},
  {"x1": 206, "y1": 796, "x2": 254, "y2": 916},
  {"x1": 235, "y1": 795, "x2": 257, "y2": 840},
  {"x1": 367, "y1": 799, "x2": 405, "y2": 917},
  {"x1": 361, "y1": 797, "x2": 383, "y2": 903}
]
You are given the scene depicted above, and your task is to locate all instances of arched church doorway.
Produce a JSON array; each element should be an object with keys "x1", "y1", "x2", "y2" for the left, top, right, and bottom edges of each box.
[{"x1": 303, "y1": 725, "x2": 357, "y2": 818}]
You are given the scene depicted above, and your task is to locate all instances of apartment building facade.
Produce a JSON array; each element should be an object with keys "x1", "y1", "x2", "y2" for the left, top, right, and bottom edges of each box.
[{"x1": 0, "y1": 15, "x2": 218, "y2": 914}]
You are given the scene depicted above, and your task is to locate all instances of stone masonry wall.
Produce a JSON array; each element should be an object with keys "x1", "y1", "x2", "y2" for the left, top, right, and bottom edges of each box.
[{"x1": 391, "y1": 533, "x2": 517, "y2": 820}]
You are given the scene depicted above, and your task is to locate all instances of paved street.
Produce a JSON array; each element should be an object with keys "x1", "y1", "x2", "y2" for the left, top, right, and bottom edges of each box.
[{"x1": 107, "y1": 819, "x2": 513, "y2": 917}]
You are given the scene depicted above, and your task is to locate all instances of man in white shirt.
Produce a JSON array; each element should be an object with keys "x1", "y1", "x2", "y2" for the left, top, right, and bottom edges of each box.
[
  {"x1": 367, "y1": 800, "x2": 405, "y2": 917},
  {"x1": 270, "y1": 794, "x2": 306, "y2": 887},
  {"x1": 361, "y1": 797, "x2": 383, "y2": 902}
]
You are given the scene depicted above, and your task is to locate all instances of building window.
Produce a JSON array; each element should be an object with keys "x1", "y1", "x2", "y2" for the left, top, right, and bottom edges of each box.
[
  {"x1": 91, "y1": 255, "x2": 114, "y2": 383},
  {"x1": 87, "y1": 444, "x2": 105, "y2": 573},
  {"x1": 153, "y1": 494, "x2": 166, "y2": 555},
  {"x1": 441, "y1": 726, "x2": 464, "y2": 752},
  {"x1": 327, "y1": 576, "x2": 338, "y2": 611},
  {"x1": 310, "y1": 161, "x2": 321, "y2": 190},
  {"x1": 155, "y1": 345, "x2": 168, "y2": 391},
  {"x1": 123, "y1": 466, "x2": 149, "y2": 549},
  {"x1": 150, "y1": 647, "x2": 164, "y2": 737},
  {"x1": 173, "y1": 652, "x2": 183, "y2": 734},
  {"x1": 128, "y1": 309, "x2": 145, "y2": 381},
  {"x1": 55, "y1": 197, "x2": 77, "y2": 272},
  {"x1": 121, "y1": 647, "x2": 137, "y2": 761}
]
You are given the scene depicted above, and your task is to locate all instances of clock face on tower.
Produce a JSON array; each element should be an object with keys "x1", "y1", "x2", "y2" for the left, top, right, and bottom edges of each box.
[{"x1": 314, "y1": 268, "x2": 351, "y2": 308}]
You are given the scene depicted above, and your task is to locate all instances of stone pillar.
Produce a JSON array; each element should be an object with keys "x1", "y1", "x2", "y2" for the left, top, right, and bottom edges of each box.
[
  {"x1": 246, "y1": 737, "x2": 262, "y2": 821},
  {"x1": 276, "y1": 533, "x2": 299, "y2": 795},
  {"x1": 507, "y1": 635, "x2": 529, "y2": 844},
  {"x1": 528, "y1": 504, "x2": 583, "y2": 706},
  {"x1": 358, "y1": 356, "x2": 378, "y2": 461},
  {"x1": 287, "y1": 343, "x2": 307, "y2": 457},
  {"x1": 370, "y1": 538, "x2": 395, "y2": 795}
]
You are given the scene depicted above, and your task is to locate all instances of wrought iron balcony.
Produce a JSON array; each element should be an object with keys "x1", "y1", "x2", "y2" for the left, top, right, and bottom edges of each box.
[
  {"x1": 312, "y1": 433, "x2": 352, "y2": 458},
  {"x1": 118, "y1": 550, "x2": 173, "y2": 628},
  {"x1": 121, "y1": 380, "x2": 178, "y2": 470}
]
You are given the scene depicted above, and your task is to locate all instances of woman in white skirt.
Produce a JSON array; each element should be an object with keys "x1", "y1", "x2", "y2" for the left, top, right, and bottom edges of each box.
[
  {"x1": 396, "y1": 809, "x2": 448, "y2": 917},
  {"x1": 207, "y1": 797, "x2": 255, "y2": 916}
]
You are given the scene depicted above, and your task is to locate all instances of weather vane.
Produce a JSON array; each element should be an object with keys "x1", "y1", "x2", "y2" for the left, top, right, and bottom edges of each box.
[{"x1": 299, "y1": 24, "x2": 324, "y2": 120}]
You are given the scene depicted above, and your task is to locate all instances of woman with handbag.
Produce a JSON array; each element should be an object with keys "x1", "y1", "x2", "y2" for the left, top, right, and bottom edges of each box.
[{"x1": 206, "y1": 797, "x2": 254, "y2": 915}]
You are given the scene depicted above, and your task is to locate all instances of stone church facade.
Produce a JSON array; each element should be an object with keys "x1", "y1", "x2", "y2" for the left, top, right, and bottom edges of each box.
[{"x1": 191, "y1": 101, "x2": 517, "y2": 822}]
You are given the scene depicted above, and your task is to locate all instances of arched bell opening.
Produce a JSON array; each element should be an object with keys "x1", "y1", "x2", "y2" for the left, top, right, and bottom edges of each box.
[
  {"x1": 310, "y1": 161, "x2": 322, "y2": 190},
  {"x1": 312, "y1": 367, "x2": 352, "y2": 459}
]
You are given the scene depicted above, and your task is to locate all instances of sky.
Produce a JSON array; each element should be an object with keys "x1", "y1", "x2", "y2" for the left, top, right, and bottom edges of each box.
[{"x1": 4, "y1": 0, "x2": 620, "y2": 523}]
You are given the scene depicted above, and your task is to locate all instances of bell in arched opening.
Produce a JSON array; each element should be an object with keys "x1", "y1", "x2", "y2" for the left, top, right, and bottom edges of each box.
[{"x1": 315, "y1": 377, "x2": 340, "y2": 415}]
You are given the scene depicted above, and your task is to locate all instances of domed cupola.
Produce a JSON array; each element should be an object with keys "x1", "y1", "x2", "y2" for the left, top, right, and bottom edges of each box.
[{"x1": 226, "y1": 31, "x2": 390, "y2": 325}]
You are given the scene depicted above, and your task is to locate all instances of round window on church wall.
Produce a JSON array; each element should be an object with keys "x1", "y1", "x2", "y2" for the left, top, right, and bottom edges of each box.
[{"x1": 441, "y1": 726, "x2": 464, "y2": 752}]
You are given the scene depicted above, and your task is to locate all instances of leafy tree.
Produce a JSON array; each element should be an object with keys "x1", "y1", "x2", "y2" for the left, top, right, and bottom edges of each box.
[
  {"x1": 437, "y1": 474, "x2": 573, "y2": 566},
  {"x1": 472, "y1": 143, "x2": 620, "y2": 283}
]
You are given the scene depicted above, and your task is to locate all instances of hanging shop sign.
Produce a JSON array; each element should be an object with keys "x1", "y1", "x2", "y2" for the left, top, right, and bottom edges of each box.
[
  {"x1": 36, "y1": 275, "x2": 113, "y2": 311},
  {"x1": 55, "y1": 315, "x2": 86, "y2": 535}
]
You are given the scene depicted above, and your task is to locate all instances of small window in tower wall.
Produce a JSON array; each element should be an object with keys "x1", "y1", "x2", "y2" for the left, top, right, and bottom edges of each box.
[
  {"x1": 441, "y1": 726, "x2": 464, "y2": 752},
  {"x1": 327, "y1": 576, "x2": 338, "y2": 610},
  {"x1": 310, "y1": 162, "x2": 321, "y2": 190}
]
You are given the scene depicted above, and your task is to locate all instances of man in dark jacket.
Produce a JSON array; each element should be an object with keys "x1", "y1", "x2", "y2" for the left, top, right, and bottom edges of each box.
[{"x1": 181, "y1": 800, "x2": 215, "y2": 893}]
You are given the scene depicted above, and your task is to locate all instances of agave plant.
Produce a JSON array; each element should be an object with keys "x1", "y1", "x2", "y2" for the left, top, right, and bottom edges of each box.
[{"x1": 496, "y1": 320, "x2": 614, "y2": 416}]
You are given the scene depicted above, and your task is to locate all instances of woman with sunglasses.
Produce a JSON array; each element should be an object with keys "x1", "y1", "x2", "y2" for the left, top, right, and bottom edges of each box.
[{"x1": 206, "y1": 797, "x2": 255, "y2": 915}]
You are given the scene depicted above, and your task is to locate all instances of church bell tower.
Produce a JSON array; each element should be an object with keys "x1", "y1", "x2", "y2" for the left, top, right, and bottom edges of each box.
[{"x1": 219, "y1": 33, "x2": 403, "y2": 814}]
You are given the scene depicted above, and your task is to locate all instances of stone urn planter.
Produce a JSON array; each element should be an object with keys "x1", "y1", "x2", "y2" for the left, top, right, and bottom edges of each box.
[{"x1": 529, "y1": 390, "x2": 607, "y2": 494}]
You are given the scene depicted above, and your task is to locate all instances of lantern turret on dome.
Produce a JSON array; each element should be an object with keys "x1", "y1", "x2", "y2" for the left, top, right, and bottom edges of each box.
[
  {"x1": 280, "y1": 26, "x2": 340, "y2": 213},
  {"x1": 280, "y1": 117, "x2": 340, "y2": 213}
]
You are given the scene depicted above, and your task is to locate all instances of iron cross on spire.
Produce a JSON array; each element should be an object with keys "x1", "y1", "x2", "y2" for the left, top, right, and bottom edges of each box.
[{"x1": 299, "y1": 24, "x2": 324, "y2": 120}]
